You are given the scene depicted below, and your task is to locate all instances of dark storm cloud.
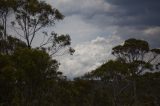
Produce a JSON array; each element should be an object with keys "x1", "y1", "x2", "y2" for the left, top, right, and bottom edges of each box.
[
  {"x1": 57, "y1": 0, "x2": 160, "y2": 27},
  {"x1": 49, "y1": 0, "x2": 160, "y2": 47},
  {"x1": 105, "y1": 0, "x2": 160, "y2": 27},
  {"x1": 91, "y1": 0, "x2": 160, "y2": 47},
  {"x1": 72, "y1": 0, "x2": 160, "y2": 27},
  {"x1": 103, "y1": 0, "x2": 160, "y2": 47}
]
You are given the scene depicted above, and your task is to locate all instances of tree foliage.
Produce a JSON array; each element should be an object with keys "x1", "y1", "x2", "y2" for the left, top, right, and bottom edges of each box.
[
  {"x1": 0, "y1": 0, "x2": 17, "y2": 38},
  {"x1": 85, "y1": 38, "x2": 160, "y2": 106},
  {"x1": 11, "y1": 0, "x2": 64, "y2": 47},
  {"x1": 0, "y1": 0, "x2": 159, "y2": 106}
]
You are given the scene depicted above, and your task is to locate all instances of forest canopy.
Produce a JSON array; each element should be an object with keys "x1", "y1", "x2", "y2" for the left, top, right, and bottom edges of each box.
[{"x1": 0, "y1": 0, "x2": 160, "y2": 106}]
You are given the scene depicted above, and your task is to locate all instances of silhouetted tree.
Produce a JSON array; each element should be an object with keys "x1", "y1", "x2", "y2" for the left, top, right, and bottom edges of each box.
[
  {"x1": 12, "y1": 0, "x2": 64, "y2": 47},
  {"x1": 0, "y1": 0, "x2": 17, "y2": 39},
  {"x1": 112, "y1": 38, "x2": 160, "y2": 105}
]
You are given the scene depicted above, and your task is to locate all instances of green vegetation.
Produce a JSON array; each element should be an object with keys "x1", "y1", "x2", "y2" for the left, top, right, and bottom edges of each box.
[
  {"x1": 83, "y1": 38, "x2": 160, "y2": 106},
  {"x1": 0, "y1": 0, "x2": 160, "y2": 106}
]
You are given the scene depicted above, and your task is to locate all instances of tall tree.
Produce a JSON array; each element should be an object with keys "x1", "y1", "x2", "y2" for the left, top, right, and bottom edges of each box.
[
  {"x1": 112, "y1": 38, "x2": 160, "y2": 105},
  {"x1": 12, "y1": 48, "x2": 61, "y2": 106},
  {"x1": 0, "y1": 35, "x2": 27, "y2": 55},
  {"x1": 85, "y1": 38, "x2": 160, "y2": 106},
  {"x1": 0, "y1": 0, "x2": 17, "y2": 39},
  {"x1": 85, "y1": 60, "x2": 132, "y2": 106},
  {"x1": 12, "y1": 0, "x2": 64, "y2": 47}
]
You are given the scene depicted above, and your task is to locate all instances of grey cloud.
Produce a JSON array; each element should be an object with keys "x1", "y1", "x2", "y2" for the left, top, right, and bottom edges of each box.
[
  {"x1": 51, "y1": 0, "x2": 113, "y2": 17},
  {"x1": 114, "y1": 26, "x2": 160, "y2": 48},
  {"x1": 143, "y1": 27, "x2": 160, "y2": 48},
  {"x1": 47, "y1": 0, "x2": 160, "y2": 47},
  {"x1": 45, "y1": 0, "x2": 160, "y2": 77},
  {"x1": 50, "y1": 0, "x2": 160, "y2": 27},
  {"x1": 105, "y1": 0, "x2": 160, "y2": 27}
]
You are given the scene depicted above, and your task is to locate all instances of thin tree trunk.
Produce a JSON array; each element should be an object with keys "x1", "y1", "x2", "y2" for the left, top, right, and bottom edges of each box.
[{"x1": 133, "y1": 79, "x2": 138, "y2": 106}]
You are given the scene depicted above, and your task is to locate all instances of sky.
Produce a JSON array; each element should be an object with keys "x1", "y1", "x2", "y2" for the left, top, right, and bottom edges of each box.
[{"x1": 45, "y1": 0, "x2": 160, "y2": 78}]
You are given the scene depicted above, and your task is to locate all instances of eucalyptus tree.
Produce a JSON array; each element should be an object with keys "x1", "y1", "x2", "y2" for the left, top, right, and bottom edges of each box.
[
  {"x1": 112, "y1": 38, "x2": 160, "y2": 105},
  {"x1": 0, "y1": 0, "x2": 17, "y2": 39},
  {"x1": 12, "y1": 0, "x2": 64, "y2": 48},
  {"x1": 12, "y1": 48, "x2": 62, "y2": 106},
  {"x1": 39, "y1": 32, "x2": 75, "y2": 56},
  {"x1": 112, "y1": 38, "x2": 160, "y2": 74},
  {"x1": 0, "y1": 35, "x2": 27, "y2": 55},
  {"x1": 85, "y1": 38, "x2": 160, "y2": 105},
  {"x1": 87, "y1": 60, "x2": 132, "y2": 106}
]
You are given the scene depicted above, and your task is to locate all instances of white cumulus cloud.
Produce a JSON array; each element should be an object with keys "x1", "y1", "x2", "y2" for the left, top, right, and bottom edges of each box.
[{"x1": 57, "y1": 36, "x2": 122, "y2": 78}]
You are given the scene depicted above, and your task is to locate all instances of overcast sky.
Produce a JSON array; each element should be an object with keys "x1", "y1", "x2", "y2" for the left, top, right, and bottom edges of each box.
[{"x1": 45, "y1": 0, "x2": 160, "y2": 78}]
